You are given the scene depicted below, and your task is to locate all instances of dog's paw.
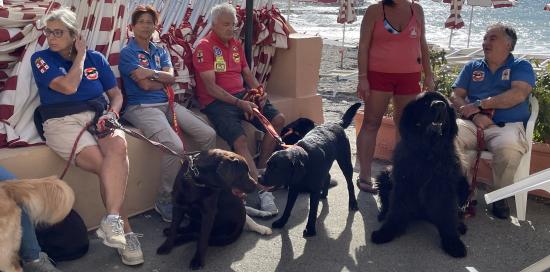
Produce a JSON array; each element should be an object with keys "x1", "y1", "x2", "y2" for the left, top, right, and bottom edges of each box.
[
  {"x1": 349, "y1": 200, "x2": 359, "y2": 211},
  {"x1": 442, "y1": 237, "x2": 467, "y2": 258},
  {"x1": 156, "y1": 241, "x2": 173, "y2": 255},
  {"x1": 457, "y1": 222, "x2": 467, "y2": 235},
  {"x1": 189, "y1": 255, "x2": 204, "y2": 270},
  {"x1": 371, "y1": 229, "x2": 394, "y2": 244},
  {"x1": 256, "y1": 225, "x2": 273, "y2": 235},
  {"x1": 303, "y1": 228, "x2": 317, "y2": 237},
  {"x1": 272, "y1": 218, "x2": 286, "y2": 229}
]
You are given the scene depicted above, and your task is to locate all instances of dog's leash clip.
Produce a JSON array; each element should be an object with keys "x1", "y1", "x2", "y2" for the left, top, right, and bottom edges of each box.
[{"x1": 185, "y1": 153, "x2": 200, "y2": 178}]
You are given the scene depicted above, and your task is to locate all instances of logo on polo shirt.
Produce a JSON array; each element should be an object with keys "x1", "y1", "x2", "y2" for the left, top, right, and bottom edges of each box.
[
  {"x1": 84, "y1": 67, "x2": 98, "y2": 80},
  {"x1": 472, "y1": 70, "x2": 485, "y2": 82},
  {"x1": 155, "y1": 55, "x2": 161, "y2": 68},
  {"x1": 197, "y1": 49, "x2": 204, "y2": 63},
  {"x1": 233, "y1": 52, "x2": 240, "y2": 63},
  {"x1": 213, "y1": 46, "x2": 226, "y2": 72},
  {"x1": 34, "y1": 57, "x2": 49, "y2": 74},
  {"x1": 138, "y1": 53, "x2": 149, "y2": 67},
  {"x1": 502, "y1": 68, "x2": 511, "y2": 81},
  {"x1": 214, "y1": 47, "x2": 223, "y2": 56}
]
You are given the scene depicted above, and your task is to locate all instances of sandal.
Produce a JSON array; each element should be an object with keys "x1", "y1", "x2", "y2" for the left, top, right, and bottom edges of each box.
[{"x1": 356, "y1": 178, "x2": 377, "y2": 194}]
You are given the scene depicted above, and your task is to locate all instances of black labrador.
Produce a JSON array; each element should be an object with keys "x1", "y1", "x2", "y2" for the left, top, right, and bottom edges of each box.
[
  {"x1": 261, "y1": 103, "x2": 361, "y2": 237},
  {"x1": 280, "y1": 117, "x2": 315, "y2": 145},
  {"x1": 157, "y1": 149, "x2": 257, "y2": 270}
]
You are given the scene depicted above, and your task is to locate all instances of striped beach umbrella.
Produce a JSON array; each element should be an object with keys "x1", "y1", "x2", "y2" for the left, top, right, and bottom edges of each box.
[
  {"x1": 443, "y1": 0, "x2": 515, "y2": 48},
  {"x1": 336, "y1": 0, "x2": 357, "y2": 68}
]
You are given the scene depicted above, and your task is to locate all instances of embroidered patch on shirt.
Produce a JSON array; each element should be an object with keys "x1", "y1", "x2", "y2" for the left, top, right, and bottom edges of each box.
[
  {"x1": 214, "y1": 55, "x2": 226, "y2": 72},
  {"x1": 84, "y1": 67, "x2": 98, "y2": 80},
  {"x1": 472, "y1": 70, "x2": 485, "y2": 82},
  {"x1": 233, "y1": 52, "x2": 240, "y2": 63},
  {"x1": 155, "y1": 55, "x2": 161, "y2": 68},
  {"x1": 138, "y1": 53, "x2": 149, "y2": 67},
  {"x1": 214, "y1": 47, "x2": 222, "y2": 57},
  {"x1": 34, "y1": 57, "x2": 49, "y2": 74},
  {"x1": 197, "y1": 50, "x2": 204, "y2": 63},
  {"x1": 501, "y1": 68, "x2": 511, "y2": 81}
]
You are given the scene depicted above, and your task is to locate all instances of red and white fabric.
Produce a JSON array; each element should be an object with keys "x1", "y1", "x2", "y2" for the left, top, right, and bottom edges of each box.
[
  {"x1": 445, "y1": 0, "x2": 465, "y2": 29},
  {"x1": 337, "y1": 0, "x2": 357, "y2": 24}
]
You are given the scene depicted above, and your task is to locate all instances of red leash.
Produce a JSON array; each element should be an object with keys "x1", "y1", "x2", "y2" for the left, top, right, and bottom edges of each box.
[
  {"x1": 165, "y1": 84, "x2": 186, "y2": 152},
  {"x1": 463, "y1": 126, "x2": 485, "y2": 218},
  {"x1": 60, "y1": 123, "x2": 92, "y2": 179}
]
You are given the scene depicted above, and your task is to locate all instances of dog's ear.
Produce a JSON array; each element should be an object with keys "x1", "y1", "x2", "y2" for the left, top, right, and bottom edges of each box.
[{"x1": 216, "y1": 158, "x2": 243, "y2": 187}]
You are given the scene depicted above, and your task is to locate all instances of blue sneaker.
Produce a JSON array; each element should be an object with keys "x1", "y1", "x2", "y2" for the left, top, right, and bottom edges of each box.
[{"x1": 154, "y1": 199, "x2": 173, "y2": 223}]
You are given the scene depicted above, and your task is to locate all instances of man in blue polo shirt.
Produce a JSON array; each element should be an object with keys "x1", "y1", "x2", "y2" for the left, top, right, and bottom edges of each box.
[
  {"x1": 119, "y1": 6, "x2": 216, "y2": 223},
  {"x1": 450, "y1": 23, "x2": 536, "y2": 219}
]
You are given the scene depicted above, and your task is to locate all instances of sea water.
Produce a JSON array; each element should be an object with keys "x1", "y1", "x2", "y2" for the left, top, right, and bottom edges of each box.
[{"x1": 275, "y1": 0, "x2": 550, "y2": 54}]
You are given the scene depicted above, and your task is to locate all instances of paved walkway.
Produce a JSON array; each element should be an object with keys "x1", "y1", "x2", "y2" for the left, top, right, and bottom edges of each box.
[{"x1": 57, "y1": 156, "x2": 550, "y2": 272}]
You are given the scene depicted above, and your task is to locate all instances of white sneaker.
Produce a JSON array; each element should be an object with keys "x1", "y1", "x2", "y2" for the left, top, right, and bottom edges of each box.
[
  {"x1": 117, "y1": 233, "x2": 144, "y2": 266},
  {"x1": 259, "y1": 191, "x2": 278, "y2": 215},
  {"x1": 96, "y1": 216, "x2": 126, "y2": 249}
]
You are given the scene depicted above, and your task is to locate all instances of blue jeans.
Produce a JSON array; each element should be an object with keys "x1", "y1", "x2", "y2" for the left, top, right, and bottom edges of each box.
[{"x1": 0, "y1": 166, "x2": 41, "y2": 261}]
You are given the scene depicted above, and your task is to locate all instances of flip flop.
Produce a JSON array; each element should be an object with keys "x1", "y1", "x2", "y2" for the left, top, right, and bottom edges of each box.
[{"x1": 356, "y1": 178, "x2": 377, "y2": 194}]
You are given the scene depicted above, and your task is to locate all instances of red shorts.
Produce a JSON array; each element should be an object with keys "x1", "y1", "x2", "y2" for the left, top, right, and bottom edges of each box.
[{"x1": 367, "y1": 71, "x2": 421, "y2": 95}]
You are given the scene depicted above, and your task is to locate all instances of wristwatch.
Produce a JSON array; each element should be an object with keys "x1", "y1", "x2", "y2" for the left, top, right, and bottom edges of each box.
[
  {"x1": 151, "y1": 70, "x2": 160, "y2": 81},
  {"x1": 473, "y1": 99, "x2": 483, "y2": 110}
]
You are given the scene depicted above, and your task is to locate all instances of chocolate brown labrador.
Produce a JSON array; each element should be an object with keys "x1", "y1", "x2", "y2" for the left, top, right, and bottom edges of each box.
[{"x1": 156, "y1": 149, "x2": 257, "y2": 270}]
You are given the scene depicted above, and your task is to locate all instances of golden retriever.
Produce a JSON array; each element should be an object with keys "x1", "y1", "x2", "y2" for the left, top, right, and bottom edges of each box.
[{"x1": 0, "y1": 176, "x2": 74, "y2": 272}]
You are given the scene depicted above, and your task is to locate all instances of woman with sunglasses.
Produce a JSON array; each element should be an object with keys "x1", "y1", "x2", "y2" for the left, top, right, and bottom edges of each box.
[{"x1": 30, "y1": 8, "x2": 143, "y2": 266}]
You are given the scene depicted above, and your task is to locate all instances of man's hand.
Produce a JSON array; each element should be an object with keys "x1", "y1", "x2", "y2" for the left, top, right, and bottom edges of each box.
[
  {"x1": 357, "y1": 78, "x2": 370, "y2": 100},
  {"x1": 130, "y1": 66, "x2": 154, "y2": 81},
  {"x1": 237, "y1": 99, "x2": 258, "y2": 120},
  {"x1": 96, "y1": 111, "x2": 118, "y2": 133},
  {"x1": 459, "y1": 103, "x2": 481, "y2": 119},
  {"x1": 472, "y1": 114, "x2": 496, "y2": 129}
]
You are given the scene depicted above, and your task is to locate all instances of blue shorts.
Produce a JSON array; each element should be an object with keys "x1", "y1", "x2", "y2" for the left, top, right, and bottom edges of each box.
[{"x1": 202, "y1": 91, "x2": 280, "y2": 147}]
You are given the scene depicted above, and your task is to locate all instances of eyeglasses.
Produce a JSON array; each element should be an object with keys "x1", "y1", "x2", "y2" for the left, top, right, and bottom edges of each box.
[{"x1": 43, "y1": 28, "x2": 66, "y2": 38}]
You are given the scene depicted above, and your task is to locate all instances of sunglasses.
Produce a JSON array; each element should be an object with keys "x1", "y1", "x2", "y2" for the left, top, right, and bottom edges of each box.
[{"x1": 43, "y1": 28, "x2": 67, "y2": 38}]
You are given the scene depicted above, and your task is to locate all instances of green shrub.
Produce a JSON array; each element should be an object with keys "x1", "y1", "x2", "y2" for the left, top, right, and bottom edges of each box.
[
  {"x1": 429, "y1": 48, "x2": 460, "y2": 97},
  {"x1": 532, "y1": 63, "x2": 550, "y2": 143}
]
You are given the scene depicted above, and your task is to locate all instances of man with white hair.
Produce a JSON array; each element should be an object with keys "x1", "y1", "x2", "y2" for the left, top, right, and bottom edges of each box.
[
  {"x1": 192, "y1": 3, "x2": 285, "y2": 215},
  {"x1": 451, "y1": 23, "x2": 536, "y2": 219}
]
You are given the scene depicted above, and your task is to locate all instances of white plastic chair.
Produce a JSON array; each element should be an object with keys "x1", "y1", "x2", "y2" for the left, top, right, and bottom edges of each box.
[{"x1": 480, "y1": 95, "x2": 539, "y2": 221}]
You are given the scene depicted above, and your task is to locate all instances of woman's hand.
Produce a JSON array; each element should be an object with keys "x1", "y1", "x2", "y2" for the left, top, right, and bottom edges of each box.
[
  {"x1": 74, "y1": 35, "x2": 86, "y2": 57},
  {"x1": 423, "y1": 73, "x2": 435, "y2": 92},
  {"x1": 357, "y1": 78, "x2": 370, "y2": 100}
]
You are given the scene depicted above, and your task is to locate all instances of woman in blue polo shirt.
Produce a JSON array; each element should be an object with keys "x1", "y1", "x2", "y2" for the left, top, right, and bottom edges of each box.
[
  {"x1": 119, "y1": 5, "x2": 216, "y2": 223},
  {"x1": 30, "y1": 8, "x2": 143, "y2": 266}
]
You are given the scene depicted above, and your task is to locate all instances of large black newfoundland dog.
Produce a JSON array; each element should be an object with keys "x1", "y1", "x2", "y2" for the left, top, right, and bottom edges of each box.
[
  {"x1": 372, "y1": 92, "x2": 470, "y2": 258},
  {"x1": 261, "y1": 103, "x2": 361, "y2": 237}
]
